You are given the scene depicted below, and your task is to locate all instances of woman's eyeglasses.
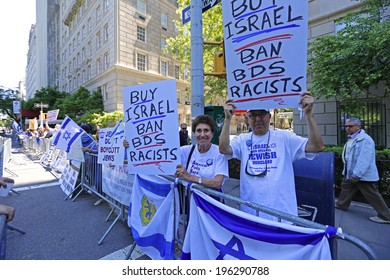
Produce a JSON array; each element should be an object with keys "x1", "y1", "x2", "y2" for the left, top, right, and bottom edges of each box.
[
  {"x1": 345, "y1": 125, "x2": 356, "y2": 128},
  {"x1": 245, "y1": 131, "x2": 270, "y2": 177}
]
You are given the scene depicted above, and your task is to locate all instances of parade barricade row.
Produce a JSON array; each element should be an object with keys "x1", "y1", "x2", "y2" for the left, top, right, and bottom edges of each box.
[{"x1": 13, "y1": 141, "x2": 377, "y2": 260}]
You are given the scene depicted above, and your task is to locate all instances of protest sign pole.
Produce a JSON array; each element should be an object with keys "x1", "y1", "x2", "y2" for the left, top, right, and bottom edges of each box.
[{"x1": 190, "y1": 0, "x2": 204, "y2": 144}]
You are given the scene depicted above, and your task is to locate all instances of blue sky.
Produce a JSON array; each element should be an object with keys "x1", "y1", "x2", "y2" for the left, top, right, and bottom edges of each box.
[{"x1": 0, "y1": 1, "x2": 36, "y2": 88}]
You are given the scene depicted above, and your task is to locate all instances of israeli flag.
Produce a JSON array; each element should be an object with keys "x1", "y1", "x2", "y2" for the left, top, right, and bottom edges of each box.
[
  {"x1": 52, "y1": 116, "x2": 84, "y2": 153},
  {"x1": 12, "y1": 121, "x2": 22, "y2": 134},
  {"x1": 182, "y1": 189, "x2": 337, "y2": 260},
  {"x1": 108, "y1": 119, "x2": 125, "y2": 143},
  {"x1": 129, "y1": 175, "x2": 179, "y2": 260}
]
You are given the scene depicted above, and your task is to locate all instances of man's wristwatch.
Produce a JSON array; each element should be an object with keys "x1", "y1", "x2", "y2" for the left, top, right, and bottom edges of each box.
[{"x1": 198, "y1": 177, "x2": 202, "y2": 185}]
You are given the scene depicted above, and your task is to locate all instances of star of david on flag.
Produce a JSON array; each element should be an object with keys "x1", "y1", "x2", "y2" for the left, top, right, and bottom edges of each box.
[
  {"x1": 52, "y1": 116, "x2": 84, "y2": 153},
  {"x1": 181, "y1": 189, "x2": 338, "y2": 260},
  {"x1": 128, "y1": 174, "x2": 179, "y2": 260}
]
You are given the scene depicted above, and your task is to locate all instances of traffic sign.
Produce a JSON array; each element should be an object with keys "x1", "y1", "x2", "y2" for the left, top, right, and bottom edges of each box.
[
  {"x1": 182, "y1": 0, "x2": 221, "y2": 24},
  {"x1": 34, "y1": 103, "x2": 49, "y2": 109}
]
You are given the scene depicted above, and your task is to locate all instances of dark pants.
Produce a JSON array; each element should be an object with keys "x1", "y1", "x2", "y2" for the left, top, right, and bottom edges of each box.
[{"x1": 336, "y1": 179, "x2": 390, "y2": 221}]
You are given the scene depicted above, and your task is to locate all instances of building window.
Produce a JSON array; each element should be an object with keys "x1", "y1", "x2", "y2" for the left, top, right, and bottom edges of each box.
[
  {"x1": 103, "y1": 0, "x2": 109, "y2": 13},
  {"x1": 137, "y1": 0, "x2": 146, "y2": 15},
  {"x1": 104, "y1": 52, "x2": 109, "y2": 70},
  {"x1": 102, "y1": 83, "x2": 108, "y2": 101},
  {"x1": 137, "y1": 53, "x2": 146, "y2": 71},
  {"x1": 161, "y1": 60, "x2": 168, "y2": 76},
  {"x1": 161, "y1": 13, "x2": 168, "y2": 27},
  {"x1": 104, "y1": 24, "x2": 109, "y2": 41},
  {"x1": 87, "y1": 65, "x2": 91, "y2": 79},
  {"x1": 137, "y1": 26, "x2": 146, "y2": 42},
  {"x1": 175, "y1": 65, "x2": 180, "y2": 79},
  {"x1": 82, "y1": 47, "x2": 86, "y2": 62},
  {"x1": 96, "y1": 58, "x2": 101, "y2": 75},
  {"x1": 88, "y1": 17, "x2": 92, "y2": 32},
  {"x1": 96, "y1": 31, "x2": 101, "y2": 49},
  {"x1": 87, "y1": 41, "x2": 92, "y2": 56},
  {"x1": 96, "y1": 5, "x2": 101, "y2": 22},
  {"x1": 82, "y1": 25, "x2": 86, "y2": 38},
  {"x1": 160, "y1": 37, "x2": 167, "y2": 50}
]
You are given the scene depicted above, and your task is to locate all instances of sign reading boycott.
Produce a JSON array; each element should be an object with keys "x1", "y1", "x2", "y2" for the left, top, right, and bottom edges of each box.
[
  {"x1": 222, "y1": 0, "x2": 308, "y2": 110},
  {"x1": 46, "y1": 109, "x2": 60, "y2": 121},
  {"x1": 98, "y1": 127, "x2": 125, "y2": 166},
  {"x1": 122, "y1": 80, "x2": 180, "y2": 174}
]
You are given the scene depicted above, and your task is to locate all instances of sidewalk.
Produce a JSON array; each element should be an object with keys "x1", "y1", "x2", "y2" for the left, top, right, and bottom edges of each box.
[{"x1": 3, "y1": 142, "x2": 390, "y2": 260}]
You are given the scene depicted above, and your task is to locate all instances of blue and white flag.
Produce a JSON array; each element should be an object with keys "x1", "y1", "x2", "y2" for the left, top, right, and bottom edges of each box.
[
  {"x1": 12, "y1": 120, "x2": 22, "y2": 134},
  {"x1": 129, "y1": 175, "x2": 179, "y2": 260},
  {"x1": 182, "y1": 189, "x2": 337, "y2": 260},
  {"x1": 108, "y1": 119, "x2": 125, "y2": 143},
  {"x1": 52, "y1": 116, "x2": 84, "y2": 153}
]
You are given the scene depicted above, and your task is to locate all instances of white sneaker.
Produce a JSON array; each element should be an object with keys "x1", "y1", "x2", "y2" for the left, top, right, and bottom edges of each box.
[{"x1": 369, "y1": 216, "x2": 390, "y2": 224}]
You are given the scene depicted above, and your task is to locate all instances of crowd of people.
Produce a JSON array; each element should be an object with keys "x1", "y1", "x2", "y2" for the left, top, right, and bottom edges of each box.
[{"x1": 3, "y1": 92, "x2": 390, "y2": 227}]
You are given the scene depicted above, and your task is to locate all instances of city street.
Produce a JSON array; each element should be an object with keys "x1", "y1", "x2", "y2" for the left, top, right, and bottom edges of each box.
[{"x1": 1, "y1": 135, "x2": 390, "y2": 260}]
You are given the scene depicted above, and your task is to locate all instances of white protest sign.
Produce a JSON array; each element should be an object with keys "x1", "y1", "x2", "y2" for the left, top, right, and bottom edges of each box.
[
  {"x1": 46, "y1": 109, "x2": 60, "y2": 121},
  {"x1": 102, "y1": 164, "x2": 134, "y2": 206},
  {"x1": 122, "y1": 79, "x2": 180, "y2": 174},
  {"x1": 13, "y1": 101, "x2": 21, "y2": 114},
  {"x1": 97, "y1": 127, "x2": 125, "y2": 166},
  {"x1": 222, "y1": 0, "x2": 308, "y2": 110},
  {"x1": 59, "y1": 161, "x2": 81, "y2": 196},
  {"x1": 66, "y1": 136, "x2": 85, "y2": 163}
]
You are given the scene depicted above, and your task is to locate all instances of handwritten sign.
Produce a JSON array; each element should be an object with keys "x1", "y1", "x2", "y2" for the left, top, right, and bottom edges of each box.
[
  {"x1": 97, "y1": 127, "x2": 125, "y2": 166},
  {"x1": 46, "y1": 109, "x2": 60, "y2": 121},
  {"x1": 122, "y1": 80, "x2": 180, "y2": 174},
  {"x1": 102, "y1": 164, "x2": 134, "y2": 206},
  {"x1": 222, "y1": 0, "x2": 308, "y2": 110}
]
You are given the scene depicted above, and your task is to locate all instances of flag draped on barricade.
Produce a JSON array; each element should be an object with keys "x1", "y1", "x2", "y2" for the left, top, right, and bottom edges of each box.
[
  {"x1": 182, "y1": 189, "x2": 337, "y2": 260},
  {"x1": 52, "y1": 116, "x2": 84, "y2": 153},
  {"x1": 129, "y1": 175, "x2": 179, "y2": 260}
]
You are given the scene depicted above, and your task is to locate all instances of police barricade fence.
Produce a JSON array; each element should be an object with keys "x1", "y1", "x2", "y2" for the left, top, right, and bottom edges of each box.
[
  {"x1": 160, "y1": 175, "x2": 377, "y2": 260},
  {"x1": 36, "y1": 146, "x2": 376, "y2": 260},
  {"x1": 22, "y1": 137, "x2": 51, "y2": 156},
  {"x1": 68, "y1": 152, "x2": 128, "y2": 245}
]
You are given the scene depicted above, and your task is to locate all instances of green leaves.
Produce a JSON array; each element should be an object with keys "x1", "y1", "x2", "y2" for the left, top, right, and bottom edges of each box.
[
  {"x1": 166, "y1": 1, "x2": 227, "y2": 103},
  {"x1": 309, "y1": 0, "x2": 390, "y2": 114}
]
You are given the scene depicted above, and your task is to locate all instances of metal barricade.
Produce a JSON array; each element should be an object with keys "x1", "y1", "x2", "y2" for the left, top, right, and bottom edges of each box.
[
  {"x1": 68, "y1": 152, "x2": 124, "y2": 245},
  {"x1": 160, "y1": 175, "x2": 377, "y2": 260}
]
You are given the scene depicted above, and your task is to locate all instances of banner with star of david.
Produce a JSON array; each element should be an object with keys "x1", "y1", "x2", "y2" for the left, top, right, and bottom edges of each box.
[
  {"x1": 181, "y1": 189, "x2": 337, "y2": 260},
  {"x1": 52, "y1": 116, "x2": 84, "y2": 153},
  {"x1": 128, "y1": 174, "x2": 179, "y2": 260}
]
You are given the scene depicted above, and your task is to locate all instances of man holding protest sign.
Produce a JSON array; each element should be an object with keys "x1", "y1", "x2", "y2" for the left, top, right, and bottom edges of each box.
[{"x1": 219, "y1": 91, "x2": 323, "y2": 221}]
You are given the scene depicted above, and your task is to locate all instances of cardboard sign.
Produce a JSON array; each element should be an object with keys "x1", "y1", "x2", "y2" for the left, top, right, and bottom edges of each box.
[
  {"x1": 222, "y1": 0, "x2": 308, "y2": 110},
  {"x1": 122, "y1": 80, "x2": 180, "y2": 174},
  {"x1": 97, "y1": 127, "x2": 125, "y2": 166},
  {"x1": 46, "y1": 109, "x2": 60, "y2": 121}
]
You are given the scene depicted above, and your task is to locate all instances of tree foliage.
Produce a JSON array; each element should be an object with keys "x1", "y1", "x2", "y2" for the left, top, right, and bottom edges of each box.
[
  {"x1": 1, "y1": 86, "x2": 104, "y2": 127},
  {"x1": 24, "y1": 87, "x2": 67, "y2": 111},
  {"x1": 166, "y1": 0, "x2": 227, "y2": 104},
  {"x1": 53, "y1": 86, "x2": 104, "y2": 121},
  {"x1": 308, "y1": 0, "x2": 390, "y2": 113}
]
